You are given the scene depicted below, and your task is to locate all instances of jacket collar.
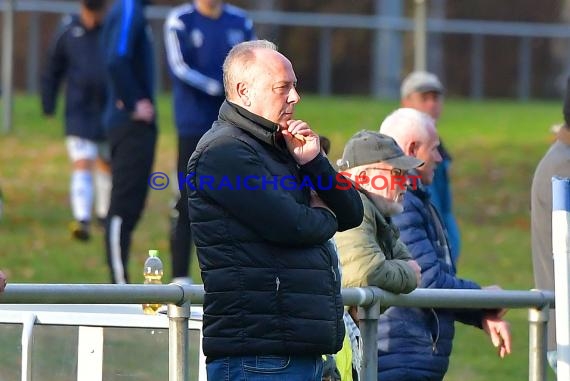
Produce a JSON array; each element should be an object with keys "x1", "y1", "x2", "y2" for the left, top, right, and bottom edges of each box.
[
  {"x1": 361, "y1": 189, "x2": 394, "y2": 219},
  {"x1": 219, "y1": 101, "x2": 288, "y2": 151},
  {"x1": 359, "y1": 190, "x2": 400, "y2": 240},
  {"x1": 438, "y1": 139, "x2": 452, "y2": 161},
  {"x1": 408, "y1": 169, "x2": 430, "y2": 200}
]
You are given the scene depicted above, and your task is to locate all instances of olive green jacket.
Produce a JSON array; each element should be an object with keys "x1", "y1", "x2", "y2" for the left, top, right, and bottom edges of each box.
[{"x1": 335, "y1": 190, "x2": 418, "y2": 294}]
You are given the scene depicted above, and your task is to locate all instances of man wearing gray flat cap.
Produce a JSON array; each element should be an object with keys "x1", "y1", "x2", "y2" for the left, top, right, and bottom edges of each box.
[
  {"x1": 335, "y1": 130, "x2": 423, "y2": 295},
  {"x1": 332, "y1": 131, "x2": 423, "y2": 381}
]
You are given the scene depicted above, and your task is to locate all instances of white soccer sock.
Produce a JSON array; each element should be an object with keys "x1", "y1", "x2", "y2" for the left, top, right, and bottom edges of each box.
[
  {"x1": 71, "y1": 170, "x2": 93, "y2": 222},
  {"x1": 94, "y1": 169, "x2": 111, "y2": 219}
]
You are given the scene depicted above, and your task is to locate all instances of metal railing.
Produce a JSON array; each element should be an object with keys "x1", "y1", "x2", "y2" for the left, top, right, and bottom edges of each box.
[
  {"x1": 0, "y1": 284, "x2": 555, "y2": 381},
  {"x1": 0, "y1": 283, "x2": 203, "y2": 381}
]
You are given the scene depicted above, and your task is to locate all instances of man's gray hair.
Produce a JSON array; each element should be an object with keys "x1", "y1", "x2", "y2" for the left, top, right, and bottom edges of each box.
[
  {"x1": 379, "y1": 108, "x2": 435, "y2": 146},
  {"x1": 222, "y1": 40, "x2": 278, "y2": 99}
]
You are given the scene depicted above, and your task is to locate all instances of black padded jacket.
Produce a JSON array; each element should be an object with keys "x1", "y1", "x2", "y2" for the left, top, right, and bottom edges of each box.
[{"x1": 187, "y1": 100, "x2": 363, "y2": 359}]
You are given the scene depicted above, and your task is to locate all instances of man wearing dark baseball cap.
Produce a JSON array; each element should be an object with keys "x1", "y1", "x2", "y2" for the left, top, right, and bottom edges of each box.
[
  {"x1": 337, "y1": 130, "x2": 424, "y2": 173},
  {"x1": 334, "y1": 130, "x2": 423, "y2": 380}
]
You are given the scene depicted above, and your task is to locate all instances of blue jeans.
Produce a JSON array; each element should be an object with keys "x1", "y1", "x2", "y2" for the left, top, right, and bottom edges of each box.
[{"x1": 206, "y1": 355, "x2": 323, "y2": 381}]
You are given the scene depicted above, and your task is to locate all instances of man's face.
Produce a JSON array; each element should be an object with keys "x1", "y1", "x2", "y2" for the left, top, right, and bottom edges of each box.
[
  {"x1": 245, "y1": 50, "x2": 300, "y2": 129},
  {"x1": 195, "y1": 0, "x2": 223, "y2": 10},
  {"x1": 367, "y1": 166, "x2": 407, "y2": 203},
  {"x1": 357, "y1": 164, "x2": 408, "y2": 215},
  {"x1": 413, "y1": 125, "x2": 442, "y2": 185},
  {"x1": 402, "y1": 91, "x2": 443, "y2": 121}
]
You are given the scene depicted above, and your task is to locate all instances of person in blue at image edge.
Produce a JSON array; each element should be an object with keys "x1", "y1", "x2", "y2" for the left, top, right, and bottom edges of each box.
[
  {"x1": 400, "y1": 71, "x2": 461, "y2": 266},
  {"x1": 100, "y1": 0, "x2": 157, "y2": 283},
  {"x1": 187, "y1": 40, "x2": 363, "y2": 380},
  {"x1": 163, "y1": 0, "x2": 255, "y2": 285}
]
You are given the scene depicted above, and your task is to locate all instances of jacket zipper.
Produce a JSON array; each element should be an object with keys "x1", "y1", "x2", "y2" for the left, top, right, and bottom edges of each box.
[
  {"x1": 328, "y1": 240, "x2": 342, "y2": 349},
  {"x1": 430, "y1": 308, "x2": 440, "y2": 353}
]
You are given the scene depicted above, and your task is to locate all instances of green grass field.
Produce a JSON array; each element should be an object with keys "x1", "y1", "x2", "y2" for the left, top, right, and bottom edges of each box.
[{"x1": 0, "y1": 94, "x2": 562, "y2": 380}]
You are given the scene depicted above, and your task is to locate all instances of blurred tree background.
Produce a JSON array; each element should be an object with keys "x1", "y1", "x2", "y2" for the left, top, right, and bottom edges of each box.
[{"x1": 6, "y1": 0, "x2": 570, "y2": 98}]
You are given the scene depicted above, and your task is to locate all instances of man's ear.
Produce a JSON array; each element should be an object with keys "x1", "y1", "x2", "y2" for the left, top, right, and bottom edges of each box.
[
  {"x1": 406, "y1": 141, "x2": 419, "y2": 157},
  {"x1": 236, "y1": 82, "x2": 251, "y2": 106}
]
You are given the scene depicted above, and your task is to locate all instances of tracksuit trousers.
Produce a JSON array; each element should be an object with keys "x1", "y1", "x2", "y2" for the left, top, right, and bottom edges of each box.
[
  {"x1": 105, "y1": 121, "x2": 157, "y2": 284},
  {"x1": 170, "y1": 135, "x2": 201, "y2": 279}
]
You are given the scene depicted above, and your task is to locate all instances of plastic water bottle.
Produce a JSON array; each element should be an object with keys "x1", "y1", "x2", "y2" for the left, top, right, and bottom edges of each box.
[{"x1": 142, "y1": 249, "x2": 163, "y2": 315}]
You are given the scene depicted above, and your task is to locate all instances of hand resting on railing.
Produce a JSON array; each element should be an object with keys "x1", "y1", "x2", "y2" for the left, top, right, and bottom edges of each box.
[
  {"x1": 482, "y1": 312, "x2": 512, "y2": 358},
  {"x1": 481, "y1": 285, "x2": 512, "y2": 359}
]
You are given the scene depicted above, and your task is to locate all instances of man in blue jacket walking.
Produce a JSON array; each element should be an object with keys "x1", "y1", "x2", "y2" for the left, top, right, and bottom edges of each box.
[
  {"x1": 379, "y1": 108, "x2": 511, "y2": 381},
  {"x1": 100, "y1": 0, "x2": 157, "y2": 283}
]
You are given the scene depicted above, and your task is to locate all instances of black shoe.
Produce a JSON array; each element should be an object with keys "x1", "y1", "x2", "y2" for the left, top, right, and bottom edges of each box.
[{"x1": 69, "y1": 220, "x2": 90, "y2": 242}]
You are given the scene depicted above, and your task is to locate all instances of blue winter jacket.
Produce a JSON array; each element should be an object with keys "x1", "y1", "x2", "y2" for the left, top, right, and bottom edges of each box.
[
  {"x1": 377, "y1": 184, "x2": 484, "y2": 381},
  {"x1": 427, "y1": 142, "x2": 461, "y2": 265}
]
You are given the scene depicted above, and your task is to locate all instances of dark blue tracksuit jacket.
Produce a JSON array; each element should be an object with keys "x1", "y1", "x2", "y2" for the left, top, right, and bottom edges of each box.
[
  {"x1": 100, "y1": 0, "x2": 155, "y2": 130},
  {"x1": 164, "y1": 3, "x2": 255, "y2": 138},
  {"x1": 41, "y1": 15, "x2": 107, "y2": 141}
]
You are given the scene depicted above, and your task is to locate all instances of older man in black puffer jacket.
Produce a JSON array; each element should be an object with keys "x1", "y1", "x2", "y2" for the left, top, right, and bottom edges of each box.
[{"x1": 187, "y1": 40, "x2": 363, "y2": 381}]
